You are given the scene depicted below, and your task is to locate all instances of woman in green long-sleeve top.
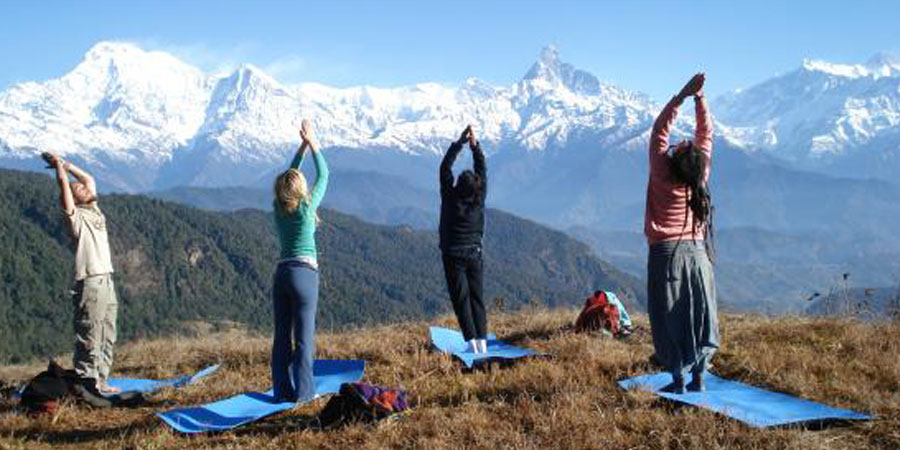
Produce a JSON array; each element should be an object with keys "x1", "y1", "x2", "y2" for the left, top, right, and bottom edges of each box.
[{"x1": 271, "y1": 119, "x2": 329, "y2": 403}]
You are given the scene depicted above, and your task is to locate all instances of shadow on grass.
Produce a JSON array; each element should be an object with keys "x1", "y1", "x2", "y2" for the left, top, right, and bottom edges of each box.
[
  {"x1": 3, "y1": 396, "x2": 186, "y2": 445},
  {"x1": 222, "y1": 412, "x2": 319, "y2": 437},
  {"x1": 429, "y1": 383, "x2": 557, "y2": 408},
  {"x1": 502, "y1": 324, "x2": 649, "y2": 347},
  {"x1": 316, "y1": 348, "x2": 394, "y2": 366},
  {"x1": 201, "y1": 410, "x2": 410, "y2": 439},
  {"x1": 7, "y1": 415, "x2": 158, "y2": 445},
  {"x1": 503, "y1": 325, "x2": 571, "y2": 345},
  {"x1": 460, "y1": 355, "x2": 553, "y2": 374}
]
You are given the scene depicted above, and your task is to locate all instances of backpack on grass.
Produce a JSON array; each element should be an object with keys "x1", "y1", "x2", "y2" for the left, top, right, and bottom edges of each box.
[
  {"x1": 19, "y1": 360, "x2": 144, "y2": 414},
  {"x1": 575, "y1": 290, "x2": 633, "y2": 338},
  {"x1": 20, "y1": 360, "x2": 72, "y2": 416},
  {"x1": 317, "y1": 382, "x2": 410, "y2": 428}
]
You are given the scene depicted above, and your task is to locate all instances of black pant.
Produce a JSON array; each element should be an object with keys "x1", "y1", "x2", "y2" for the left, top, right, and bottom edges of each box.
[{"x1": 442, "y1": 247, "x2": 487, "y2": 341}]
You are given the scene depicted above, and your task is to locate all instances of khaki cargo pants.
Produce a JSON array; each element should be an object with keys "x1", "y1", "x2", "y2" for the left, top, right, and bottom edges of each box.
[{"x1": 72, "y1": 274, "x2": 118, "y2": 381}]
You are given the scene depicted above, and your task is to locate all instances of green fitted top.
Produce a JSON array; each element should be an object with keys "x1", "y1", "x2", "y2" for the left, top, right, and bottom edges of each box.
[{"x1": 274, "y1": 149, "x2": 329, "y2": 260}]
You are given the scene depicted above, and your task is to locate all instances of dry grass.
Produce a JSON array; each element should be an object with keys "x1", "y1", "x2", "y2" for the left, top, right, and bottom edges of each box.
[{"x1": 1, "y1": 309, "x2": 898, "y2": 450}]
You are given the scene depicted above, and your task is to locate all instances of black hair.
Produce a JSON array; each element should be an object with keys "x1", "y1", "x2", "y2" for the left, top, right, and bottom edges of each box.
[
  {"x1": 669, "y1": 141, "x2": 715, "y2": 260},
  {"x1": 455, "y1": 169, "x2": 484, "y2": 204}
]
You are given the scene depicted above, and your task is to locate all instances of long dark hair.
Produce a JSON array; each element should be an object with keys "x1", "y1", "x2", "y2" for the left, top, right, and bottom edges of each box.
[
  {"x1": 455, "y1": 169, "x2": 485, "y2": 205},
  {"x1": 669, "y1": 141, "x2": 715, "y2": 260}
]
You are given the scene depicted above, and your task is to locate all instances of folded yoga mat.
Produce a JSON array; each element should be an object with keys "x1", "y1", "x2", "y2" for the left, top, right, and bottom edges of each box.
[
  {"x1": 618, "y1": 372, "x2": 872, "y2": 428},
  {"x1": 429, "y1": 326, "x2": 541, "y2": 368},
  {"x1": 157, "y1": 359, "x2": 365, "y2": 433},
  {"x1": 106, "y1": 364, "x2": 220, "y2": 394}
]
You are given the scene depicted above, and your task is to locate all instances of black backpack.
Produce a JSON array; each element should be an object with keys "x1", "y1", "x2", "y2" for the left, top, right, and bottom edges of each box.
[
  {"x1": 20, "y1": 360, "x2": 144, "y2": 412},
  {"x1": 20, "y1": 360, "x2": 72, "y2": 415}
]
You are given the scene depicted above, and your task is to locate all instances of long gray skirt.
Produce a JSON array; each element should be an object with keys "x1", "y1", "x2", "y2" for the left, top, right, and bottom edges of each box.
[{"x1": 647, "y1": 240, "x2": 719, "y2": 378}]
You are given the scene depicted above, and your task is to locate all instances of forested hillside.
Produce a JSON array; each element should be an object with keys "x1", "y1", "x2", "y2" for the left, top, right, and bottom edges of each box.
[{"x1": 0, "y1": 168, "x2": 640, "y2": 362}]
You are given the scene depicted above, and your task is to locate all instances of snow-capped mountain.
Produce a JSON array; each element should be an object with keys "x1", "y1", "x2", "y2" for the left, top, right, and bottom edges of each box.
[
  {"x1": 0, "y1": 42, "x2": 664, "y2": 191},
  {"x1": 714, "y1": 52, "x2": 900, "y2": 167},
  {"x1": 0, "y1": 42, "x2": 212, "y2": 163},
  {"x1": 3, "y1": 41, "x2": 900, "y2": 231}
]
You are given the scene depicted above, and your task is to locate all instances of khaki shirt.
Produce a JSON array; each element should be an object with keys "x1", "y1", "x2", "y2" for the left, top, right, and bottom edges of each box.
[{"x1": 68, "y1": 203, "x2": 114, "y2": 281}]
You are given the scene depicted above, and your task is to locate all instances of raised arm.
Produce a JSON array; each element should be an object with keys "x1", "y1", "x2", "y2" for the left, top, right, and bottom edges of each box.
[
  {"x1": 650, "y1": 73, "x2": 706, "y2": 165},
  {"x1": 470, "y1": 130, "x2": 487, "y2": 201},
  {"x1": 441, "y1": 126, "x2": 470, "y2": 195},
  {"x1": 440, "y1": 142, "x2": 463, "y2": 195},
  {"x1": 290, "y1": 119, "x2": 314, "y2": 169},
  {"x1": 50, "y1": 157, "x2": 76, "y2": 215},
  {"x1": 693, "y1": 93, "x2": 713, "y2": 157},
  {"x1": 472, "y1": 142, "x2": 486, "y2": 180},
  {"x1": 650, "y1": 95, "x2": 683, "y2": 157},
  {"x1": 301, "y1": 122, "x2": 329, "y2": 210},
  {"x1": 290, "y1": 141, "x2": 309, "y2": 169},
  {"x1": 63, "y1": 161, "x2": 97, "y2": 198}
]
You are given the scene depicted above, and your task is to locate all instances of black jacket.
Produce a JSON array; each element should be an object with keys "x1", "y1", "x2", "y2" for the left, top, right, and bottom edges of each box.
[{"x1": 439, "y1": 141, "x2": 487, "y2": 252}]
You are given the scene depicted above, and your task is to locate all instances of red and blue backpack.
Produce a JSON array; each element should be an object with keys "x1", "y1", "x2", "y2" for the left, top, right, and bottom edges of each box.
[{"x1": 575, "y1": 290, "x2": 630, "y2": 338}]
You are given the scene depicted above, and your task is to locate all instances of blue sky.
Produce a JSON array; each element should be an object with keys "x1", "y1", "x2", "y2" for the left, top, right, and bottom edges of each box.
[{"x1": 2, "y1": 0, "x2": 898, "y2": 101}]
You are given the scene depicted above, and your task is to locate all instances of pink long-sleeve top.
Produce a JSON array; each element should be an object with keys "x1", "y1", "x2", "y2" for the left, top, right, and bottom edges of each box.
[{"x1": 644, "y1": 94, "x2": 713, "y2": 245}]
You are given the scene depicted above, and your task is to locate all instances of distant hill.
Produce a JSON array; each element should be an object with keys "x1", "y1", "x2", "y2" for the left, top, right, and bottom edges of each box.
[
  {"x1": 0, "y1": 168, "x2": 640, "y2": 362},
  {"x1": 152, "y1": 169, "x2": 438, "y2": 229},
  {"x1": 570, "y1": 225, "x2": 900, "y2": 314}
]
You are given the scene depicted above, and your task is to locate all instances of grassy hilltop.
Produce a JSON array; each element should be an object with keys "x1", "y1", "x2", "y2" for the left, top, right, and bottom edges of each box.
[{"x1": 1, "y1": 308, "x2": 898, "y2": 450}]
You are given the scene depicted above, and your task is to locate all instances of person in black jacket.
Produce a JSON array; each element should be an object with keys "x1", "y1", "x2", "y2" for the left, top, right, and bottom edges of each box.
[{"x1": 439, "y1": 125, "x2": 488, "y2": 353}]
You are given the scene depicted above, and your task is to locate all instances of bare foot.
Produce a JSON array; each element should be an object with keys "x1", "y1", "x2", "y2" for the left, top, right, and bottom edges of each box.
[{"x1": 98, "y1": 380, "x2": 121, "y2": 395}]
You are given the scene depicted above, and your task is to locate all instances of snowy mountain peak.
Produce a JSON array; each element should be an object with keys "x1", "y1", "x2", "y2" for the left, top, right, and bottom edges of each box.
[
  {"x1": 225, "y1": 63, "x2": 284, "y2": 91},
  {"x1": 83, "y1": 41, "x2": 144, "y2": 62},
  {"x1": 77, "y1": 41, "x2": 196, "y2": 75},
  {"x1": 539, "y1": 45, "x2": 562, "y2": 65},
  {"x1": 801, "y1": 53, "x2": 900, "y2": 79},
  {"x1": 801, "y1": 58, "x2": 866, "y2": 78},
  {"x1": 521, "y1": 45, "x2": 606, "y2": 97},
  {"x1": 523, "y1": 45, "x2": 564, "y2": 84},
  {"x1": 865, "y1": 51, "x2": 900, "y2": 76},
  {"x1": 233, "y1": 63, "x2": 271, "y2": 78},
  {"x1": 716, "y1": 52, "x2": 900, "y2": 159}
]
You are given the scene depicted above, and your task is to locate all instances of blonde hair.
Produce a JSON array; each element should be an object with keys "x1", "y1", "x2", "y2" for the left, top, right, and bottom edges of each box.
[
  {"x1": 274, "y1": 168, "x2": 322, "y2": 226},
  {"x1": 275, "y1": 169, "x2": 310, "y2": 214}
]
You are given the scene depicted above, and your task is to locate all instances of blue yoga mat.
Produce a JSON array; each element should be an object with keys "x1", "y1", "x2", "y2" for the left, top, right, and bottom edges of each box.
[
  {"x1": 157, "y1": 359, "x2": 365, "y2": 433},
  {"x1": 9, "y1": 365, "x2": 220, "y2": 400},
  {"x1": 618, "y1": 372, "x2": 873, "y2": 428},
  {"x1": 429, "y1": 326, "x2": 541, "y2": 368},
  {"x1": 107, "y1": 365, "x2": 220, "y2": 394}
]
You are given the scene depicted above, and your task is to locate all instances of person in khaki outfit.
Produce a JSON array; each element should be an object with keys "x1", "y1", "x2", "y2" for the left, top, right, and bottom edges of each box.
[{"x1": 45, "y1": 153, "x2": 119, "y2": 396}]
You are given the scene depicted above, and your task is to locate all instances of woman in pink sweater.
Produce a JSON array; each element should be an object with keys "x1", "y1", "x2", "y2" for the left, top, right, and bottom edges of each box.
[{"x1": 645, "y1": 73, "x2": 719, "y2": 394}]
